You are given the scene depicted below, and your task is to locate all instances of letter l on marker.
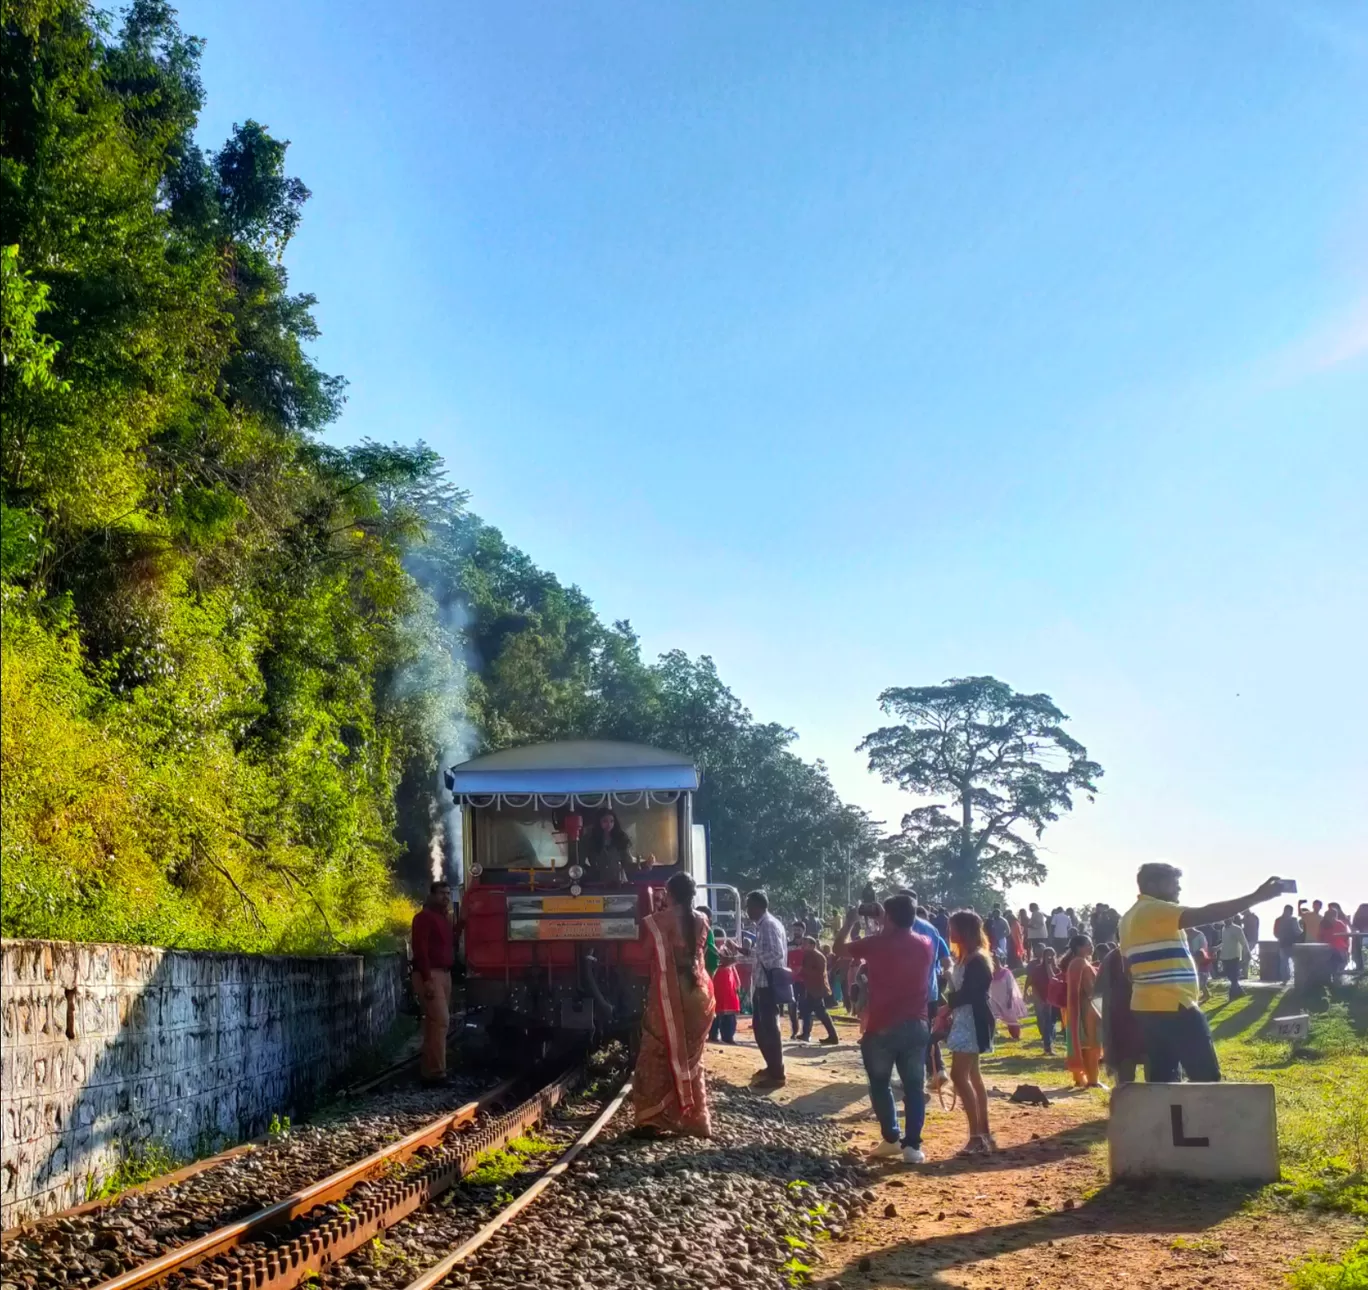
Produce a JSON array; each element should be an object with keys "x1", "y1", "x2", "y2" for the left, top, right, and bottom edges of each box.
[{"x1": 1170, "y1": 1104, "x2": 1210, "y2": 1148}]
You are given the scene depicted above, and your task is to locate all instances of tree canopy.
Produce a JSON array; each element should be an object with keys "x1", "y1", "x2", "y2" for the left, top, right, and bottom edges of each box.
[
  {"x1": 0, "y1": 0, "x2": 872, "y2": 948},
  {"x1": 859, "y1": 677, "x2": 1102, "y2": 909}
]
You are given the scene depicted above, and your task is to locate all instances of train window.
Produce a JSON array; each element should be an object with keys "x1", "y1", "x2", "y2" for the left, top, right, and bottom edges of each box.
[
  {"x1": 475, "y1": 809, "x2": 568, "y2": 870},
  {"x1": 603, "y1": 804, "x2": 679, "y2": 869}
]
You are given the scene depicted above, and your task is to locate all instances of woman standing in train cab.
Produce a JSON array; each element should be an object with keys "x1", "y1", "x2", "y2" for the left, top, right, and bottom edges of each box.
[{"x1": 632, "y1": 871, "x2": 716, "y2": 1137}]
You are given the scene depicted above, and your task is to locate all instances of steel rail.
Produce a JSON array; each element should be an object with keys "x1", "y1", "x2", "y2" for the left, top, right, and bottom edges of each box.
[
  {"x1": 88, "y1": 1074, "x2": 521, "y2": 1290},
  {"x1": 400, "y1": 1079, "x2": 632, "y2": 1290}
]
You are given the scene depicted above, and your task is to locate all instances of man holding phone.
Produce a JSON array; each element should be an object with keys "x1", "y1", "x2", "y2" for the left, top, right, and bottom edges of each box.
[{"x1": 1119, "y1": 865, "x2": 1286, "y2": 1082}]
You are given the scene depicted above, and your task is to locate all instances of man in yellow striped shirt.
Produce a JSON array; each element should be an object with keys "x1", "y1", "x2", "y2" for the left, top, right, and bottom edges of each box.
[{"x1": 1119, "y1": 864, "x2": 1283, "y2": 1082}]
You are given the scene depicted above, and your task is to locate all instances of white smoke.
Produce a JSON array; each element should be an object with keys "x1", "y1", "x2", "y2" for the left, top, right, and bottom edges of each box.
[{"x1": 394, "y1": 551, "x2": 480, "y2": 889}]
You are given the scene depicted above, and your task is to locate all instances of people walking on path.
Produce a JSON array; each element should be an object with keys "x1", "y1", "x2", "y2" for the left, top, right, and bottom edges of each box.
[
  {"x1": 1023, "y1": 943, "x2": 1060, "y2": 1055},
  {"x1": 1098, "y1": 943, "x2": 1144, "y2": 1084},
  {"x1": 1351, "y1": 904, "x2": 1368, "y2": 974},
  {"x1": 1218, "y1": 919, "x2": 1250, "y2": 999},
  {"x1": 1050, "y1": 906, "x2": 1072, "y2": 952},
  {"x1": 709, "y1": 940, "x2": 741, "y2": 1043},
  {"x1": 1006, "y1": 911, "x2": 1025, "y2": 969},
  {"x1": 989, "y1": 958, "x2": 1028, "y2": 1040},
  {"x1": 411, "y1": 880, "x2": 455, "y2": 1085},
  {"x1": 632, "y1": 871, "x2": 715, "y2": 1137},
  {"x1": 1063, "y1": 935, "x2": 1104, "y2": 1088},
  {"x1": 906, "y1": 899, "x2": 953, "y2": 1099},
  {"x1": 787, "y1": 924, "x2": 807, "y2": 1040},
  {"x1": 1119, "y1": 864, "x2": 1282, "y2": 1083},
  {"x1": 943, "y1": 910, "x2": 996, "y2": 1156},
  {"x1": 1273, "y1": 904, "x2": 1302, "y2": 983},
  {"x1": 744, "y1": 890, "x2": 790, "y2": 1088},
  {"x1": 1321, "y1": 904, "x2": 1351, "y2": 980},
  {"x1": 985, "y1": 907, "x2": 1010, "y2": 964},
  {"x1": 799, "y1": 937, "x2": 840, "y2": 1043},
  {"x1": 834, "y1": 896, "x2": 934, "y2": 1164}
]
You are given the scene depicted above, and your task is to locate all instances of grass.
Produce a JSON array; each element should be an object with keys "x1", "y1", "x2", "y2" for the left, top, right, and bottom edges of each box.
[
  {"x1": 462, "y1": 1132, "x2": 560, "y2": 1187},
  {"x1": 981, "y1": 979, "x2": 1368, "y2": 1219},
  {"x1": 1287, "y1": 1240, "x2": 1368, "y2": 1290},
  {"x1": 84, "y1": 1140, "x2": 182, "y2": 1202}
]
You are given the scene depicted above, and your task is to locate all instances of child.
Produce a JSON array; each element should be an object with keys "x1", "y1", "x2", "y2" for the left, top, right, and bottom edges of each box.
[
  {"x1": 988, "y1": 958, "x2": 1028, "y2": 1040},
  {"x1": 710, "y1": 941, "x2": 741, "y2": 1043}
]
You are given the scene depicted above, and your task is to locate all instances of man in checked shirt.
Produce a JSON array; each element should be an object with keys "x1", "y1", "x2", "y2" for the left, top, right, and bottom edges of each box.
[{"x1": 745, "y1": 890, "x2": 790, "y2": 1088}]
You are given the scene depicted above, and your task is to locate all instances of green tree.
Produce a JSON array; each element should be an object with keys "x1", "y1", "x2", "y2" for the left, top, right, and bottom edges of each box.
[{"x1": 859, "y1": 676, "x2": 1102, "y2": 908}]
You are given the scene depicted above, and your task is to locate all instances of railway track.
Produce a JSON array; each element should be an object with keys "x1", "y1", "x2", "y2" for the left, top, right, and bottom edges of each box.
[{"x1": 62, "y1": 1059, "x2": 627, "y2": 1290}]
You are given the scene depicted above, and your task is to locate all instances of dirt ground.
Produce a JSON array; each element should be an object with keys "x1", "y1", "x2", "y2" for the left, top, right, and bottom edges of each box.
[{"x1": 704, "y1": 1018, "x2": 1359, "y2": 1290}]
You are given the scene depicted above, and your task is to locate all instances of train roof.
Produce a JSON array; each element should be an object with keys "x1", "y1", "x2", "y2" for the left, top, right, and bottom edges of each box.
[{"x1": 445, "y1": 739, "x2": 700, "y2": 798}]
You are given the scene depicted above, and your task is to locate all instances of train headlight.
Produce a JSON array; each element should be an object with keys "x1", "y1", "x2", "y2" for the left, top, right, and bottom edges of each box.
[
  {"x1": 568, "y1": 864, "x2": 583, "y2": 880},
  {"x1": 470, "y1": 864, "x2": 483, "y2": 878},
  {"x1": 569, "y1": 883, "x2": 583, "y2": 897}
]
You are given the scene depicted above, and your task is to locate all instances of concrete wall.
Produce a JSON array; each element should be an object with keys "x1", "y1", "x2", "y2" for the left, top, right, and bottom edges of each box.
[{"x1": 0, "y1": 939, "x2": 404, "y2": 1226}]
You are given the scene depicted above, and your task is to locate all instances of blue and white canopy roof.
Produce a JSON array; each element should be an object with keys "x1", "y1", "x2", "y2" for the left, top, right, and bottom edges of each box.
[{"x1": 445, "y1": 740, "x2": 699, "y2": 807}]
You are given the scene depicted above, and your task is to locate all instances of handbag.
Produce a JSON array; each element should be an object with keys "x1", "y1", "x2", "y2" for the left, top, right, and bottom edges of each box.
[
  {"x1": 1046, "y1": 976, "x2": 1068, "y2": 1009},
  {"x1": 767, "y1": 964, "x2": 796, "y2": 1005}
]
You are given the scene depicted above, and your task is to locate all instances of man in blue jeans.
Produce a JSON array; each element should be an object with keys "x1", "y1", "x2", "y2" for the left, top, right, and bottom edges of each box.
[{"x1": 834, "y1": 894, "x2": 934, "y2": 1164}]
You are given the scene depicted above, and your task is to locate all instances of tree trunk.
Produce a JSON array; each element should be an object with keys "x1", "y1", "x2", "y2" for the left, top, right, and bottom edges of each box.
[{"x1": 955, "y1": 781, "x2": 975, "y2": 906}]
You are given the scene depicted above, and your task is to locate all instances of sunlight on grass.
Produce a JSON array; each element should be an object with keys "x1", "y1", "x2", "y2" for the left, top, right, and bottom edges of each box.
[
  {"x1": 985, "y1": 977, "x2": 1367, "y2": 1219},
  {"x1": 463, "y1": 1132, "x2": 560, "y2": 1187}
]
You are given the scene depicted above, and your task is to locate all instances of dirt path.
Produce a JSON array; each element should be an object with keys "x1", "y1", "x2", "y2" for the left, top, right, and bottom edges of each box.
[{"x1": 704, "y1": 1022, "x2": 1358, "y2": 1289}]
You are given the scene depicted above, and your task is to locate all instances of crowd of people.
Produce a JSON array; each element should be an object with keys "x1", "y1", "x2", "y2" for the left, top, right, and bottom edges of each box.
[
  {"x1": 408, "y1": 869, "x2": 1364, "y2": 1163},
  {"x1": 622, "y1": 868, "x2": 1365, "y2": 1163}
]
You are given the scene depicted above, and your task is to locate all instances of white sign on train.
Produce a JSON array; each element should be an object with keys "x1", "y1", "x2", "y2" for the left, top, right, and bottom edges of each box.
[{"x1": 1272, "y1": 1014, "x2": 1310, "y2": 1040}]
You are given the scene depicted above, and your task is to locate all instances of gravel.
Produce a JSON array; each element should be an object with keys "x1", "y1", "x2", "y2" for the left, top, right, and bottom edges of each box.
[
  {"x1": 0, "y1": 1075, "x2": 492, "y2": 1288},
  {"x1": 312, "y1": 1079, "x2": 870, "y2": 1290}
]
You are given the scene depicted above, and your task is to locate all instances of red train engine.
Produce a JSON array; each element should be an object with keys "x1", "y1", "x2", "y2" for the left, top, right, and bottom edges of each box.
[{"x1": 447, "y1": 740, "x2": 738, "y2": 1047}]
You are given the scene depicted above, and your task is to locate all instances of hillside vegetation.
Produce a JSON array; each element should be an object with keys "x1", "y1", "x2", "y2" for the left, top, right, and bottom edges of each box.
[{"x1": 0, "y1": 0, "x2": 880, "y2": 952}]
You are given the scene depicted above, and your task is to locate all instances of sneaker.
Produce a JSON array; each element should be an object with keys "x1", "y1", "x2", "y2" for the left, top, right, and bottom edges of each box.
[
  {"x1": 752, "y1": 1073, "x2": 787, "y2": 1090},
  {"x1": 902, "y1": 1145, "x2": 927, "y2": 1164},
  {"x1": 870, "y1": 1139, "x2": 903, "y2": 1159},
  {"x1": 819, "y1": 1035, "x2": 840, "y2": 1045}
]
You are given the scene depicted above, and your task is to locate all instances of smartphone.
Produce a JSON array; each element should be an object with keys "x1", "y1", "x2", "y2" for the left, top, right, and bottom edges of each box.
[{"x1": 1276, "y1": 878, "x2": 1298, "y2": 895}]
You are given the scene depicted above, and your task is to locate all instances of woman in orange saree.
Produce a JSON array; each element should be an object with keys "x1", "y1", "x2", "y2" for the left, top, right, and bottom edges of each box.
[
  {"x1": 1064, "y1": 935, "x2": 1104, "y2": 1089},
  {"x1": 631, "y1": 871, "x2": 716, "y2": 1137}
]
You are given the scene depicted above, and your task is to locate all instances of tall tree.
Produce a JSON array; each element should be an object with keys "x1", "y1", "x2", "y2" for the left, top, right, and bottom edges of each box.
[{"x1": 859, "y1": 677, "x2": 1102, "y2": 907}]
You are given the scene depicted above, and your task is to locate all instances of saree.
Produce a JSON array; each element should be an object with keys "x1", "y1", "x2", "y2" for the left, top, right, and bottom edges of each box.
[
  {"x1": 1065, "y1": 955, "x2": 1102, "y2": 1085},
  {"x1": 632, "y1": 907, "x2": 715, "y2": 1136}
]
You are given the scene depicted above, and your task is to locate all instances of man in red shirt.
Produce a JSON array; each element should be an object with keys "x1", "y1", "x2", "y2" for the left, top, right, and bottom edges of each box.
[
  {"x1": 834, "y1": 894, "x2": 934, "y2": 1164},
  {"x1": 411, "y1": 881, "x2": 455, "y2": 1084}
]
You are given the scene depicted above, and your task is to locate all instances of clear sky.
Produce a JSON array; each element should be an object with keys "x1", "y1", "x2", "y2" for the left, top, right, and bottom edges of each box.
[{"x1": 176, "y1": 0, "x2": 1368, "y2": 913}]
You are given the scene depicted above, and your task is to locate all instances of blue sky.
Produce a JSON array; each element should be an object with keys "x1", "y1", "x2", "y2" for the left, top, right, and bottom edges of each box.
[{"x1": 177, "y1": 0, "x2": 1368, "y2": 912}]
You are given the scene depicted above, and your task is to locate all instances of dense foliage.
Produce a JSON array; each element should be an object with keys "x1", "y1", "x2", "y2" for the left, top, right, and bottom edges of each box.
[
  {"x1": 860, "y1": 676, "x2": 1102, "y2": 908},
  {"x1": 0, "y1": 0, "x2": 879, "y2": 950}
]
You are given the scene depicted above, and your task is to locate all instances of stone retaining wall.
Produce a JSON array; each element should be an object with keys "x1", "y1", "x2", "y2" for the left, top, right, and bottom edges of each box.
[{"x1": 0, "y1": 939, "x2": 404, "y2": 1226}]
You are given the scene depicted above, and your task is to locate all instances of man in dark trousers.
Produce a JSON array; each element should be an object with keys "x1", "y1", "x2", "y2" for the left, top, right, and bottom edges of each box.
[
  {"x1": 411, "y1": 880, "x2": 455, "y2": 1085},
  {"x1": 745, "y1": 890, "x2": 790, "y2": 1088},
  {"x1": 1119, "y1": 865, "x2": 1282, "y2": 1082}
]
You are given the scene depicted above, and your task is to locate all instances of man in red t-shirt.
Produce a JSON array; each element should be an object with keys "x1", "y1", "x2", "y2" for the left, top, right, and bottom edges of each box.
[
  {"x1": 411, "y1": 881, "x2": 455, "y2": 1083},
  {"x1": 834, "y1": 894, "x2": 934, "y2": 1164}
]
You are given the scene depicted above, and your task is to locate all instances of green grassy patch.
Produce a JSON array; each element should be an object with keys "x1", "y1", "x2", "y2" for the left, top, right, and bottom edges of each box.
[
  {"x1": 85, "y1": 1140, "x2": 182, "y2": 1202},
  {"x1": 1287, "y1": 1240, "x2": 1368, "y2": 1290},
  {"x1": 463, "y1": 1132, "x2": 559, "y2": 1187},
  {"x1": 985, "y1": 980, "x2": 1368, "y2": 1219}
]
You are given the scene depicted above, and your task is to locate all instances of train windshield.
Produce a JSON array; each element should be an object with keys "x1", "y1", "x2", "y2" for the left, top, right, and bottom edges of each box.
[
  {"x1": 475, "y1": 808, "x2": 567, "y2": 870},
  {"x1": 473, "y1": 802, "x2": 681, "y2": 871}
]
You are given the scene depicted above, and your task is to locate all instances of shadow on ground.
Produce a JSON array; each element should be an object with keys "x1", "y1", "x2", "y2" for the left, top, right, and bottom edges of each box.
[{"x1": 812, "y1": 1176, "x2": 1265, "y2": 1288}]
